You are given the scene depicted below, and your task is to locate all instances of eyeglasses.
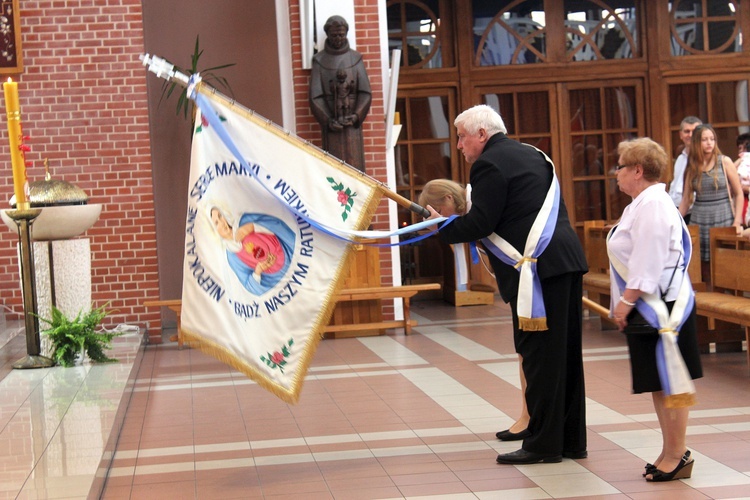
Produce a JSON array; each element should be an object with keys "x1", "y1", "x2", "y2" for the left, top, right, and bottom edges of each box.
[{"x1": 615, "y1": 164, "x2": 633, "y2": 171}]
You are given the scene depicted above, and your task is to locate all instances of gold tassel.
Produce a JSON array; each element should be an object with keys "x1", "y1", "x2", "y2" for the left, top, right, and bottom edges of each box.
[
  {"x1": 665, "y1": 392, "x2": 697, "y2": 409},
  {"x1": 518, "y1": 316, "x2": 548, "y2": 331}
]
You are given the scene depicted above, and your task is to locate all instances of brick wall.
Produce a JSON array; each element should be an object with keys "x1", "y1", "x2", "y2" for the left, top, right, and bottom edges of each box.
[
  {"x1": 0, "y1": 1, "x2": 159, "y2": 330},
  {"x1": 0, "y1": 1, "x2": 393, "y2": 332},
  {"x1": 288, "y1": 0, "x2": 395, "y2": 312}
]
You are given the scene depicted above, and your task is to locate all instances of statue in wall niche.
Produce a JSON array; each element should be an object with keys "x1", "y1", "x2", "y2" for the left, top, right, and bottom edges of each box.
[{"x1": 310, "y1": 15, "x2": 372, "y2": 172}]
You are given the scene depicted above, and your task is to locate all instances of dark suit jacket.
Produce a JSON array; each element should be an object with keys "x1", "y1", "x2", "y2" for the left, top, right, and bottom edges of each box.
[{"x1": 439, "y1": 133, "x2": 588, "y2": 302}]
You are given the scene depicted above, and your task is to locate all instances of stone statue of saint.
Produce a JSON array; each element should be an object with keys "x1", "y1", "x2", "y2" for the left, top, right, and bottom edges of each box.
[{"x1": 310, "y1": 15, "x2": 372, "y2": 172}]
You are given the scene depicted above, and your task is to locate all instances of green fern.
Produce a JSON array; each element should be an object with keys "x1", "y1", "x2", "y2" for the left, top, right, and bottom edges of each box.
[{"x1": 37, "y1": 304, "x2": 121, "y2": 367}]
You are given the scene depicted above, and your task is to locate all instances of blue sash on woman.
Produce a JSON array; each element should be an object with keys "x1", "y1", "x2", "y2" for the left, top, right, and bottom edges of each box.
[{"x1": 607, "y1": 220, "x2": 697, "y2": 408}]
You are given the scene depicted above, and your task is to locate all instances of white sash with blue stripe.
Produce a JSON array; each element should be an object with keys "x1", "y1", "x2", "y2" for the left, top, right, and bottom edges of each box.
[
  {"x1": 480, "y1": 146, "x2": 560, "y2": 331},
  {"x1": 607, "y1": 220, "x2": 696, "y2": 408}
]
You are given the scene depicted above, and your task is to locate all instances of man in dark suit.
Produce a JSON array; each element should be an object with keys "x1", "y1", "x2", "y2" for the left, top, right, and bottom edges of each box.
[{"x1": 426, "y1": 104, "x2": 588, "y2": 464}]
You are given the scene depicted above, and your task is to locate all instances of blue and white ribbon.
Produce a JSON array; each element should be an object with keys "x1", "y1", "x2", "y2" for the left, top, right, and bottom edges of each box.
[
  {"x1": 188, "y1": 76, "x2": 445, "y2": 247},
  {"x1": 607, "y1": 220, "x2": 696, "y2": 408},
  {"x1": 478, "y1": 147, "x2": 560, "y2": 331}
]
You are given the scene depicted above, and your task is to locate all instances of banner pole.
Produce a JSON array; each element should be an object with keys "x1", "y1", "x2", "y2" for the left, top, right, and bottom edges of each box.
[{"x1": 140, "y1": 53, "x2": 430, "y2": 219}]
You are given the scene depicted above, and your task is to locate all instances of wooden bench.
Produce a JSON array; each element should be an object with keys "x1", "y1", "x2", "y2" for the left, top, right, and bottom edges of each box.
[
  {"x1": 582, "y1": 220, "x2": 614, "y2": 324},
  {"x1": 693, "y1": 227, "x2": 750, "y2": 369},
  {"x1": 581, "y1": 220, "x2": 703, "y2": 323},
  {"x1": 144, "y1": 283, "x2": 441, "y2": 346},
  {"x1": 143, "y1": 299, "x2": 183, "y2": 348},
  {"x1": 322, "y1": 283, "x2": 441, "y2": 337}
]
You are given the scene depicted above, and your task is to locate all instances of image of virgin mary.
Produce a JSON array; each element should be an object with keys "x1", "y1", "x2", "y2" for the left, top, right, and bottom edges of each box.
[{"x1": 210, "y1": 207, "x2": 296, "y2": 295}]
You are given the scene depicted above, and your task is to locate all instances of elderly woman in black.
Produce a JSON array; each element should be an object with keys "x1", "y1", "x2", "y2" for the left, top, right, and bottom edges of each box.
[{"x1": 607, "y1": 138, "x2": 702, "y2": 482}]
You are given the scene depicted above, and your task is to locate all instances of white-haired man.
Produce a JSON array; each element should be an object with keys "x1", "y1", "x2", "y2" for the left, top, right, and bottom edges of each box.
[{"x1": 426, "y1": 104, "x2": 588, "y2": 465}]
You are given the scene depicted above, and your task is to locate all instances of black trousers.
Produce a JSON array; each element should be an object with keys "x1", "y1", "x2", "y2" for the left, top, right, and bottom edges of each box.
[{"x1": 511, "y1": 271, "x2": 587, "y2": 455}]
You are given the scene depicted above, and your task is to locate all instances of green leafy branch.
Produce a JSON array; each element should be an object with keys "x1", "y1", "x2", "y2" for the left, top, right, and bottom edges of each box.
[{"x1": 158, "y1": 35, "x2": 235, "y2": 126}]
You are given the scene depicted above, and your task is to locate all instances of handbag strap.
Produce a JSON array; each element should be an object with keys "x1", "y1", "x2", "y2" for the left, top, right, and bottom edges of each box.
[
  {"x1": 659, "y1": 207, "x2": 684, "y2": 300},
  {"x1": 720, "y1": 155, "x2": 736, "y2": 218},
  {"x1": 660, "y1": 259, "x2": 679, "y2": 300}
]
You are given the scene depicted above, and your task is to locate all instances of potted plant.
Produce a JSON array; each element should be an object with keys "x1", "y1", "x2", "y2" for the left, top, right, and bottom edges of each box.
[{"x1": 38, "y1": 303, "x2": 122, "y2": 367}]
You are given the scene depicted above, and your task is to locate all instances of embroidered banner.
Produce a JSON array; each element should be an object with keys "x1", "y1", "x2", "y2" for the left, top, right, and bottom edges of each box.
[{"x1": 180, "y1": 93, "x2": 383, "y2": 404}]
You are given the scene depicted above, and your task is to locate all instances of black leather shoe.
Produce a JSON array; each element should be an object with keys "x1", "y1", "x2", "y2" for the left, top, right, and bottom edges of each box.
[
  {"x1": 562, "y1": 450, "x2": 588, "y2": 459},
  {"x1": 646, "y1": 452, "x2": 694, "y2": 482},
  {"x1": 495, "y1": 428, "x2": 531, "y2": 441},
  {"x1": 496, "y1": 449, "x2": 562, "y2": 464}
]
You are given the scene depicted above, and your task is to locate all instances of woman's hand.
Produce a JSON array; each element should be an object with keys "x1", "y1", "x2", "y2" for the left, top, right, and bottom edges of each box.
[
  {"x1": 613, "y1": 294, "x2": 639, "y2": 331},
  {"x1": 424, "y1": 205, "x2": 442, "y2": 221},
  {"x1": 254, "y1": 253, "x2": 277, "y2": 276},
  {"x1": 613, "y1": 301, "x2": 633, "y2": 331}
]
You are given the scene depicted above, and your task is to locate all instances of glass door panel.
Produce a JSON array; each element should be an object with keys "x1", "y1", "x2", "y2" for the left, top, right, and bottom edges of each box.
[
  {"x1": 480, "y1": 87, "x2": 555, "y2": 159},
  {"x1": 395, "y1": 88, "x2": 457, "y2": 283},
  {"x1": 667, "y1": 79, "x2": 750, "y2": 163},
  {"x1": 566, "y1": 80, "x2": 643, "y2": 225}
]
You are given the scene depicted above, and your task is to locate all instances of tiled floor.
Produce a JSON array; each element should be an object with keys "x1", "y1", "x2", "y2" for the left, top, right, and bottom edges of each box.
[{"x1": 2, "y1": 299, "x2": 750, "y2": 499}]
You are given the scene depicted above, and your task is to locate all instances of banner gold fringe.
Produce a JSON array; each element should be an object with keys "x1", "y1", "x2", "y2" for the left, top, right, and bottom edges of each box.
[
  {"x1": 665, "y1": 392, "x2": 696, "y2": 409},
  {"x1": 180, "y1": 238, "x2": 364, "y2": 406},
  {"x1": 176, "y1": 84, "x2": 391, "y2": 404},
  {"x1": 198, "y1": 84, "x2": 391, "y2": 199},
  {"x1": 518, "y1": 316, "x2": 548, "y2": 331},
  {"x1": 180, "y1": 189, "x2": 381, "y2": 405}
]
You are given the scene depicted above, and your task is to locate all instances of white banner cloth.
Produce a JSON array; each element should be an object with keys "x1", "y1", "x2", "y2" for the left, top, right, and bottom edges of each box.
[{"x1": 180, "y1": 94, "x2": 382, "y2": 403}]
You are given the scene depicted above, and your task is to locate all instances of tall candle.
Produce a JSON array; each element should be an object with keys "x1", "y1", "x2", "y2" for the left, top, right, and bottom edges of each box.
[{"x1": 3, "y1": 78, "x2": 27, "y2": 209}]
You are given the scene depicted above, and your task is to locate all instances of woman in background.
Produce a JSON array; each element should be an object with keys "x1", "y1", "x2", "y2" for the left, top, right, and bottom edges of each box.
[{"x1": 679, "y1": 124, "x2": 744, "y2": 281}]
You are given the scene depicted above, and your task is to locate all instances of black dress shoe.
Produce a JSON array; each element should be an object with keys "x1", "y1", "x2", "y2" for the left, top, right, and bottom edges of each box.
[
  {"x1": 562, "y1": 450, "x2": 588, "y2": 459},
  {"x1": 495, "y1": 428, "x2": 531, "y2": 441},
  {"x1": 496, "y1": 449, "x2": 562, "y2": 464}
]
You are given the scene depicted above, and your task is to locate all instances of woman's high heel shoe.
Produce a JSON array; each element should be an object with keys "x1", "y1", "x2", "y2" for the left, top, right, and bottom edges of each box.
[
  {"x1": 642, "y1": 463, "x2": 657, "y2": 477},
  {"x1": 643, "y1": 450, "x2": 690, "y2": 477},
  {"x1": 646, "y1": 450, "x2": 694, "y2": 482}
]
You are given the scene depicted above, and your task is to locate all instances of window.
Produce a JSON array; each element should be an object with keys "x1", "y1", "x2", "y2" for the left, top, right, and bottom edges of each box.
[
  {"x1": 668, "y1": 79, "x2": 750, "y2": 161},
  {"x1": 395, "y1": 90, "x2": 457, "y2": 283},
  {"x1": 387, "y1": 0, "x2": 447, "y2": 68},
  {"x1": 669, "y1": 0, "x2": 741, "y2": 55},
  {"x1": 481, "y1": 90, "x2": 553, "y2": 156},
  {"x1": 568, "y1": 83, "x2": 642, "y2": 222},
  {"x1": 473, "y1": 0, "x2": 547, "y2": 66},
  {"x1": 564, "y1": 0, "x2": 639, "y2": 61}
]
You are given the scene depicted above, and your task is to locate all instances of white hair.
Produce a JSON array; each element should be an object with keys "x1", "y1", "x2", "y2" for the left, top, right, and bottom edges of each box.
[{"x1": 454, "y1": 104, "x2": 507, "y2": 136}]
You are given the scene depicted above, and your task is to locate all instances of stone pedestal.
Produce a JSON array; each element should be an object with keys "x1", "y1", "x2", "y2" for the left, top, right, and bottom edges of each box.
[{"x1": 30, "y1": 239, "x2": 92, "y2": 355}]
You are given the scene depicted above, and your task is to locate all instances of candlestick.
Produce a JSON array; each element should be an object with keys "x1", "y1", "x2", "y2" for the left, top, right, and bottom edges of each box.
[
  {"x1": 3, "y1": 78, "x2": 28, "y2": 210},
  {"x1": 5, "y1": 207, "x2": 54, "y2": 369}
]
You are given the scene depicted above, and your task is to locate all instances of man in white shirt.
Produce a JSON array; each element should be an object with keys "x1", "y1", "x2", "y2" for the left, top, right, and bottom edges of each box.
[{"x1": 668, "y1": 116, "x2": 702, "y2": 224}]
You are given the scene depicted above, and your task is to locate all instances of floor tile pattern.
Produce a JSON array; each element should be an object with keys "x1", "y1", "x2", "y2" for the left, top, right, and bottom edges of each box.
[{"x1": 2, "y1": 299, "x2": 750, "y2": 499}]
